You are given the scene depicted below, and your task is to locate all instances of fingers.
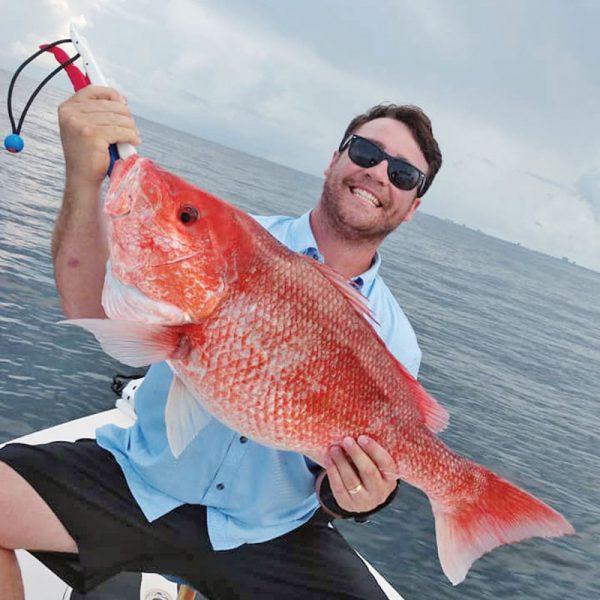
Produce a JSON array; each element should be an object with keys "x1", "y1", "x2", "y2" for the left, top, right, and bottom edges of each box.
[
  {"x1": 325, "y1": 435, "x2": 398, "y2": 513},
  {"x1": 58, "y1": 85, "x2": 140, "y2": 185},
  {"x1": 326, "y1": 456, "x2": 355, "y2": 509},
  {"x1": 73, "y1": 114, "x2": 141, "y2": 144},
  {"x1": 341, "y1": 437, "x2": 384, "y2": 493},
  {"x1": 66, "y1": 110, "x2": 136, "y2": 131},
  {"x1": 76, "y1": 99, "x2": 132, "y2": 117},
  {"x1": 59, "y1": 85, "x2": 136, "y2": 129},
  {"x1": 332, "y1": 438, "x2": 378, "y2": 494},
  {"x1": 329, "y1": 444, "x2": 363, "y2": 503},
  {"x1": 60, "y1": 86, "x2": 131, "y2": 122},
  {"x1": 355, "y1": 435, "x2": 399, "y2": 482},
  {"x1": 88, "y1": 124, "x2": 141, "y2": 147},
  {"x1": 59, "y1": 91, "x2": 136, "y2": 134},
  {"x1": 72, "y1": 85, "x2": 127, "y2": 103}
]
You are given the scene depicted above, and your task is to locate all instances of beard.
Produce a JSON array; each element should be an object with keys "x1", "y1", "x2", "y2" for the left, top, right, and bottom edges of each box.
[{"x1": 319, "y1": 173, "x2": 399, "y2": 243}]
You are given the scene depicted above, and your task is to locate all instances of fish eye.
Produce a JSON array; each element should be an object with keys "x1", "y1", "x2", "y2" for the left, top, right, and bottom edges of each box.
[{"x1": 179, "y1": 205, "x2": 199, "y2": 225}]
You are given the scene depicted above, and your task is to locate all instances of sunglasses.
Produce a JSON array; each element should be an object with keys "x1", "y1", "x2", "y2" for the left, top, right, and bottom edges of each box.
[{"x1": 339, "y1": 135, "x2": 427, "y2": 196}]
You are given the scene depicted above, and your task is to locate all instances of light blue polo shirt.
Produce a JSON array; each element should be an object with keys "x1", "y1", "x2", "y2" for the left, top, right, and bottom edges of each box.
[{"x1": 96, "y1": 211, "x2": 421, "y2": 550}]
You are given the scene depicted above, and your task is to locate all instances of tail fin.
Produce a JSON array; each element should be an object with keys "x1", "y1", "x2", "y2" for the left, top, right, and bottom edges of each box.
[{"x1": 432, "y1": 468, "x2": 575, "y2": 585}]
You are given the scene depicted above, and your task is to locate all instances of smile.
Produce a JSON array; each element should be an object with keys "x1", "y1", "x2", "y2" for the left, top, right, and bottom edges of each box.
[{"x1": 351, "y1": 187, "x2": 382, "y2": 208}]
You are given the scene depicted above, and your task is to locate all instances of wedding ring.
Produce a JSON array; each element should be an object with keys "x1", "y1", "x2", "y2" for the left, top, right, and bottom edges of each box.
[{"x1": 347, "y1": 483, "x2": 363, "y2": 495}]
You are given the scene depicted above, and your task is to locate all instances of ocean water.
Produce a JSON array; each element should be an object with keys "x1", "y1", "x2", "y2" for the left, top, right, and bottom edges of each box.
[{"x1": 0, "y1": 70, "x2": 598, "y2": 599}]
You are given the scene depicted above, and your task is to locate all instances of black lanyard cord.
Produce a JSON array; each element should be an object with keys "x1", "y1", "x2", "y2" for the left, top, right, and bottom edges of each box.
[{"x1": 7, "y1": 38, "x2": 76, "y2": 135}]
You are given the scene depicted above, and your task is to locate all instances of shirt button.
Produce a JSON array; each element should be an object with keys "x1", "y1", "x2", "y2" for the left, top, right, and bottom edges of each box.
[
  {"x1": 239, "y1": 436, "x2": 248, "y2": 444},
  {"x1": 216, "y1": 483, "x2": 225, "y2": 491}
]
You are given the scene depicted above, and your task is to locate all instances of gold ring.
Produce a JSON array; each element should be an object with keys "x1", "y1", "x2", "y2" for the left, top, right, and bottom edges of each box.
[{"x1": 347, "y1": 483, "x2": 363, "y2": 495}]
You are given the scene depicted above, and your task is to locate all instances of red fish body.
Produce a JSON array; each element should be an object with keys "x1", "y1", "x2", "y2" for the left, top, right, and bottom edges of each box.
[{"x1": 70, "y1": 155, "x2": 574, "y2": 585}]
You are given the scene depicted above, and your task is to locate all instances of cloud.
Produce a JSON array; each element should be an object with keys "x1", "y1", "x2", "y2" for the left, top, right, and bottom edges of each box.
[
  {"x1": 577, "y1": 169, "x2": 600, "y2": 220},
  {"x1": 397, "y1": 0, "x2": 469, "y2": 51}
]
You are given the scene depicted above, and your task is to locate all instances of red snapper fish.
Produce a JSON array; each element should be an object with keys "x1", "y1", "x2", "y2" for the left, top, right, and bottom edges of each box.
[{"x1": 68, "y1": 154, "x2": 574, "y2": 585}]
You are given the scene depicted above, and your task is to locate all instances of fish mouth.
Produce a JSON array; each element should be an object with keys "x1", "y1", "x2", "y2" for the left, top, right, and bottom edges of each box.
[{"x1": 105, "y1": 156, "x2": 143, "y2": 216}]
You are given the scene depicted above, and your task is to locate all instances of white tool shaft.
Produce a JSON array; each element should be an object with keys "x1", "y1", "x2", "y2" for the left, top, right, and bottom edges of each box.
[{"x1": 70, "y1": 24, "x2": 137, "y2": 160}]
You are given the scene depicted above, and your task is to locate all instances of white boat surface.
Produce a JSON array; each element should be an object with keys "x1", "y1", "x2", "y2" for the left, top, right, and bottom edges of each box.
[{"x1": 3, "y1": 386, "x2": 404, "y2": 600}]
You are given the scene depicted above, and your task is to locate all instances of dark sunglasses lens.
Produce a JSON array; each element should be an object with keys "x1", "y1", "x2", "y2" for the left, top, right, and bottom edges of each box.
[
  {"x1": 389, "y1": 162, "x2": 420, "y2": 190},
  {"x1": 348, "y1": 137, "x2": 383, "y2": 168},
  {"x1": 347, "y1": 136, "x2": 423, "y2": 192}
]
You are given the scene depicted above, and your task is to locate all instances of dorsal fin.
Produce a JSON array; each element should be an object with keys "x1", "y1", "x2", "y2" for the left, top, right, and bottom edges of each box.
[
  {"x1": 398, "y1": 360, "x2": 449, "y2": 432},
  {"x1": 378, "y1": 337, "x2": 450, "y2": 432},
  {"x1": 309, "y1": 259, "x2": 379, "y2": 327}
]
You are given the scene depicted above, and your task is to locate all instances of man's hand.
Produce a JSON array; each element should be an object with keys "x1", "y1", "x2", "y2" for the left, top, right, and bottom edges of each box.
[
  {"x1": 58, "y1": 85, "x2": 141, "y2": 188},
  {"x1": 323, "y1": 435, "x2": 398, "y2": 514}
]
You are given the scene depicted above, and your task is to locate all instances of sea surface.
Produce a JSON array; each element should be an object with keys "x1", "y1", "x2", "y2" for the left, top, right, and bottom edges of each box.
[{"x1": 0, "y1": 70, "x2": 598, "y2": 599}]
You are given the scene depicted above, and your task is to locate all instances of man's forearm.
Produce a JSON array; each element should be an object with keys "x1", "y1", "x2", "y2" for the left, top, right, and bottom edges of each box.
[
  {"x1": 52, "y1": 179, "x2": 108, "y2": 319},
  {"x1": 51, "y1": 85, "x2": 140, "y2": 319}
]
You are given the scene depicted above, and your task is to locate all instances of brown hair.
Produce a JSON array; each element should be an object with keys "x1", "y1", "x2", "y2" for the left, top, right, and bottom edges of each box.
[{"x1": 341, "y1": 104, "x2": 442, "y2": 197}]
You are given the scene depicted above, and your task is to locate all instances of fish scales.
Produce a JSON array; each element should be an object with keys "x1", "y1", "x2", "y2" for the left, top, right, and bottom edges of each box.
[{"x1": 175, "y1": 249, "x2": 407, "y2": 457}]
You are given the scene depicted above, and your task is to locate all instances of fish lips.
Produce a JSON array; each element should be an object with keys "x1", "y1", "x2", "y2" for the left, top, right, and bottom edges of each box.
[{"x1": 105, "y1": 155, "x2": 146, "y2": 216}]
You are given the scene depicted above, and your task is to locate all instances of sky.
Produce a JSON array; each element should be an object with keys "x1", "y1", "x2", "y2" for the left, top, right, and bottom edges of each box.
[{"x1": 1, "y1": 0, "x2": 599, "y2": 271}]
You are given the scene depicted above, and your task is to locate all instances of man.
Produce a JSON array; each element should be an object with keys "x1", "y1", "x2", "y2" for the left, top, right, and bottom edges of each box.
[{"x1": 0, "y1": 87, "x2": 442, "y2": 599}]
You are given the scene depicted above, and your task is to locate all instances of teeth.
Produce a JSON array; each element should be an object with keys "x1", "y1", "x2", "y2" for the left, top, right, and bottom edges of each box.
[{"x1": 352, "y1": 187, "x2": 381, "y2": 207}]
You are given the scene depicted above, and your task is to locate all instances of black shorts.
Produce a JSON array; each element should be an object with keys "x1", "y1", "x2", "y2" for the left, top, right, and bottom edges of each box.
[{"x1": 0, "y1": 439, "x2": 389, "y2": 599}]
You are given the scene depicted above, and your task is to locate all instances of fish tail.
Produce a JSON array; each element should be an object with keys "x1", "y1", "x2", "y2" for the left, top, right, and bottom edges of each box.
[{"x1": 431, "y1": 466, "x2": 575, "y2": 585}]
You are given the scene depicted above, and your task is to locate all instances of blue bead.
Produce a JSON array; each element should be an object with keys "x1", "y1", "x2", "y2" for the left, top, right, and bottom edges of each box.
[{"x1": 4, "y1": 133, "x2": 24, "y2": 153}]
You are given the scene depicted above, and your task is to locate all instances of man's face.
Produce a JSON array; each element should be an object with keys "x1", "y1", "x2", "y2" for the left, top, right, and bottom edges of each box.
[{"x1": 320, "y1": 117, "x2": 428, "y2": 241}]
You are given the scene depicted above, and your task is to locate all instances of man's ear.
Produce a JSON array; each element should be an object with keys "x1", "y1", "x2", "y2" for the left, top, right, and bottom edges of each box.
[{"x1": 403, "y1": 198, "x2": 421, "y2": 222}]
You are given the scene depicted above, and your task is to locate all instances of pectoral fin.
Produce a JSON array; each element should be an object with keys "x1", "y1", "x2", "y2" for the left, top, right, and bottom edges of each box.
[
  {"x1": 165, "y1": 375, "x2": 213, "y2": 458},
  {"x1": 61, "y1": 319, "x2": 188, "y2": 367}
]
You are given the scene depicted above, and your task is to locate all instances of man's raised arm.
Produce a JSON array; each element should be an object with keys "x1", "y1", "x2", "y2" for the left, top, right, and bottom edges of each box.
[{"x1": 52, "y1": 86, "x2": 140, "y2": 318}]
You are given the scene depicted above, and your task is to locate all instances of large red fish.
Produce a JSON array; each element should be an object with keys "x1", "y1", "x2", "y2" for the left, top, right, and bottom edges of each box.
[{"x1": 69, "y1": 154, "x2": 574, "y2": 585}]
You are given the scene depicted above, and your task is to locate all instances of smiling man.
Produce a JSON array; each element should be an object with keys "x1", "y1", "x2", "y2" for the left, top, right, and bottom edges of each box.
[
  {"x1": 312, "y1": 111, "x2": 434, "y2": 280},
  {"x1": 0, "y1": 96, "x2": 442, "y2": 599}
]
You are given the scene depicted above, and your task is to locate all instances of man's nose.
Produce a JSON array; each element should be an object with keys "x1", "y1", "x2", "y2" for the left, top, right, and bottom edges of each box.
[{"x1": 364, "y1": 158, "x2": 388, "y2": 185}]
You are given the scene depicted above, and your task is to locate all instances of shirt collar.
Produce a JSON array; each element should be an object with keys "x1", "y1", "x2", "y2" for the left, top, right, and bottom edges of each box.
[{"x1": 290, "y1": 210, "x2": 382, "y2": 295}]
